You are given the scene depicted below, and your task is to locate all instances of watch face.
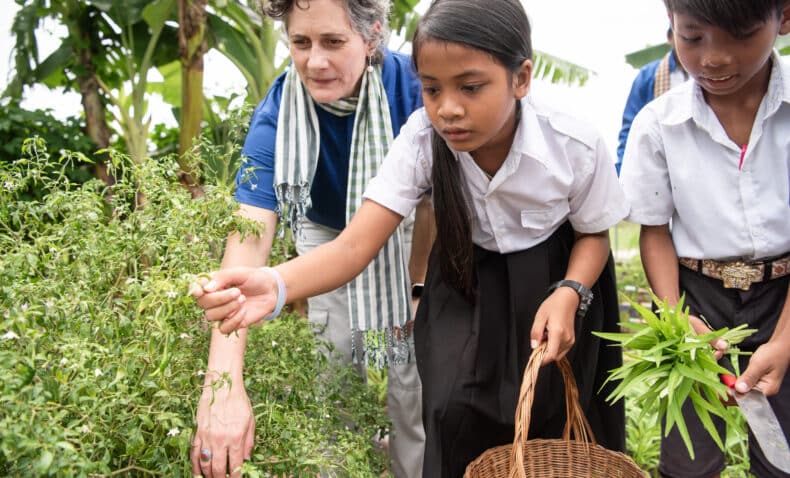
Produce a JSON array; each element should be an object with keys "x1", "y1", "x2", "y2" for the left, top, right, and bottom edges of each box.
[{"x1": 411, "y1": 284, "x2": 424, "y2": 299}]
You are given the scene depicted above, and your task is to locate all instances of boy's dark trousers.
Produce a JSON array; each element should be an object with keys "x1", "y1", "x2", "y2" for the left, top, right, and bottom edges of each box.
[{"x1": 659, "y1": 265, "x2": 790, "y2": 478}]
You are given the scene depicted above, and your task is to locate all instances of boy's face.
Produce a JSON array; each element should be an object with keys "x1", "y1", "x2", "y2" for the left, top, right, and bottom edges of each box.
[{"x1": 671, "y1": 7, "x2": 790, "y2": 99}]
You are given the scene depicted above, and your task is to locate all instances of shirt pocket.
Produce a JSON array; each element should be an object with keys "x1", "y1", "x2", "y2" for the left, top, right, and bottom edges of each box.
[{"x1": 520, "y1": 202, "x2": 570, "y2": 236}]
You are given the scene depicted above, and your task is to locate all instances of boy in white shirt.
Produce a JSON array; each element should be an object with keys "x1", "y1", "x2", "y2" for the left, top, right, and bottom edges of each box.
[{"x1": 620, "y1": 1, "x2": 790, "y2": 476}]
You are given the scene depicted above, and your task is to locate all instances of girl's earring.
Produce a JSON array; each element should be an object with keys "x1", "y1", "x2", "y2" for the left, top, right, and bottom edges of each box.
[{"x1": 366, "y1": 55, "x2": 374, "y2": 73}]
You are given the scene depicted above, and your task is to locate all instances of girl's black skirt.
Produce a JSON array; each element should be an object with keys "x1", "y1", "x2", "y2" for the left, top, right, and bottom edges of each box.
[{"x1": 414, "y1": 221, "x2": 625, "y2": 478}]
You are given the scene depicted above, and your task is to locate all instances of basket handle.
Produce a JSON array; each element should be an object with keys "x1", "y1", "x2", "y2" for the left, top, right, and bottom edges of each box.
[{"x1": 508, "y1": 343, "x2": 597, "y2": 478}]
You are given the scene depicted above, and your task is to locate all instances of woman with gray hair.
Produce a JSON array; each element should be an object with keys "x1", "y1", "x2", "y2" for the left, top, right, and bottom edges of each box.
[{"x1": 189, "y1": 0, "x2": 432, "y2": 476}]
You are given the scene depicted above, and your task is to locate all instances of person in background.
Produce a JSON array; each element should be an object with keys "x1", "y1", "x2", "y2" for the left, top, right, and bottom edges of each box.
[
  {"x1": 192, "y1": 0, "x2": 628, "y2": 475},
  {"x1": 189, "y1": 1, "x2": 433, "y2": 477},
  {"x1": 620, "y1": 0, "x2": 790, "y2": 476},
  {"x1": 616, "y1": 26, "x2": 688, "y2": 175}
]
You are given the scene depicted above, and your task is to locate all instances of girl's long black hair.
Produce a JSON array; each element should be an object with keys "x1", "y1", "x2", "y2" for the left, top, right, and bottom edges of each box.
[{"x1": 411, "y1": 0, "x2": 532, "y2": 303}]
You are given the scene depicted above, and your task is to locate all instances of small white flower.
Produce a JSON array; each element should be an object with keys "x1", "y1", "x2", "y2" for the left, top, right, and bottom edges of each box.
[
  {"x1": 60, "y1": 358, "x2": 68, "y2": 366},
  {"x1": 166, "y1": 291, "x2": 178, "y2": 299},
  {"x1": 167, "y1": 427, "x2": 180, "y2": 437},
  {"x1": 45, "y1": 299, "x2": 55, "y2": 309},
  {"x1": 196, "y1": 370, "x2": 205, "y2": 376},
  {"x1": 179, "y1": 333, "x2": 190, "y2": 340},
  {"x1": 20, "y1": 303, "x2": 29, "y2": 312},
  {"x1": 1, "y1": 331, "x2": 19, "y2": 340},
  {"x1": 271, "y1": 340, "x2": 278, "y2": 347},
  {"x1": 94, "y1": 368, "x2": 103, "y2": 377},
  {"x1": 81, "y1": 424, "x2": 90, "y2": 434}
]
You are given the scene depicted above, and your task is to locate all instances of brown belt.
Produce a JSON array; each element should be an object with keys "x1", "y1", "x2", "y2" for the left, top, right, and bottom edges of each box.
[{"x1": 679, "y1": 254, "x2": 790, "y2": 291}]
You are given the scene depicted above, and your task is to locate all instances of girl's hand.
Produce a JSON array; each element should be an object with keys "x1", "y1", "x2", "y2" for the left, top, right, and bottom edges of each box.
[
  {"x1": 531, "y1": 286, "x2": 579, "y2": 365},
  {"x1": 192, "y1": 267, "x2": 280, "y2": 334}
]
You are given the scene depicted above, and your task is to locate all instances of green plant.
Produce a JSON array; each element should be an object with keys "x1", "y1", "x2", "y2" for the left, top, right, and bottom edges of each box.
[
  {"x1": 624, "y1": 381, "x2": 661, "y2": 475},
  {"x1": 0, "y1": 137, "x2": 388, "y2": 476},
  {"x1": 595, "y1": 294, "x2": 755, "y2": 460}
]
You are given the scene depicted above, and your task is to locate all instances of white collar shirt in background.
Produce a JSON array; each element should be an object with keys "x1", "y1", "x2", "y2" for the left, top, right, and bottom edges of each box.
[
  {"x1": 364, "y1": 96, "x2": 628, "y2": 254},
  {"x1": 620, "y1": 53, "x2": 790, "y2": 261},
  {"x1": 670, "y1": 67, "x2": 689, "y2": 89}
]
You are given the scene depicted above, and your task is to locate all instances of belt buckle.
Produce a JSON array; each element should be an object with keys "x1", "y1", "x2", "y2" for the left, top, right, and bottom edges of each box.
[{"x1": 720, "y1": 261, "x2": 762, "y2": 290}]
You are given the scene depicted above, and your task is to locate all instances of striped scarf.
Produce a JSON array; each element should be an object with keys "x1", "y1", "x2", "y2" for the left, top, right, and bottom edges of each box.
[
  {"x1": 654, "y1": 51, "x2": 673, "y2": 98},
  {"x1": 274, "y1": 65, "x2": 413, "y2": 367}
]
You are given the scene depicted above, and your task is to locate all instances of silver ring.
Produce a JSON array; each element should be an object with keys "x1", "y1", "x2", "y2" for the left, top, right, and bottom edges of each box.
[{"x1": 199, "y1": 448, "x2": 212, "y2": 463}]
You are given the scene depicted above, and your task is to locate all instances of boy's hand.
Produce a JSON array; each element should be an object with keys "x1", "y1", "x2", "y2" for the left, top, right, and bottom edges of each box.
[
  {"x1": 735, "y1": 341, "x2": 790, "y2": 397},
  {"x1": 689, "y1": 314, "x2": 729, "y2": 360},
  {"x1": 191, "y1": 267, "x2": 279, "y2": 334},
  {"x1": 531, "y1": 286, "x2": 578, "y2": 365}
]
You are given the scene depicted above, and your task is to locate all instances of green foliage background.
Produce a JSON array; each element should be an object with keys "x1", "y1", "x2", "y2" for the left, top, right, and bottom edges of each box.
[{"x1": 0, "y1": 138, "x2": 388, "y2": 476}]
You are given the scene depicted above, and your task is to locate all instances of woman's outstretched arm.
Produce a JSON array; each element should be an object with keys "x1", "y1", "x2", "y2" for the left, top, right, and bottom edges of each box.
[{"x1": 194, "y1": 199, "x2": 403, "y2": 334}]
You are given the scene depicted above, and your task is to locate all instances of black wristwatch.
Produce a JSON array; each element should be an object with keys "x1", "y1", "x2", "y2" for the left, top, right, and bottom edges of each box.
[
  {"x1": 547, "y1": 280, "x2": 594, "y2": 318},
  {"x1": 411, "y1": 283, "x2": 424, "y2": 299}
]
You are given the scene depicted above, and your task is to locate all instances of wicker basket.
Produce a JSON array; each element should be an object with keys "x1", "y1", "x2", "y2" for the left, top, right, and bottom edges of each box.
[{"x1": 464, "y1": 344, "x2": 646, "y2": 478}]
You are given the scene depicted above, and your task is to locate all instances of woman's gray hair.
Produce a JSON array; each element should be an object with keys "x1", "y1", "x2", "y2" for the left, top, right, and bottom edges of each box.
[{"x1": 260, "y1": 0, "x2": 391, "y2": 63}]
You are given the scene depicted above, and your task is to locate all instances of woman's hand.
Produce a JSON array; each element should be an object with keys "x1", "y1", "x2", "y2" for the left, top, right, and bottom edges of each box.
[
  {"x1": 191, "y1": 377, "x2": 255, "y2": 478},
  {"x1": 192, "y1": 267, "x2": 280, "y2": 334},
  {"x1": 531, "y1": 286, "x2": 579, "y2": 365}
]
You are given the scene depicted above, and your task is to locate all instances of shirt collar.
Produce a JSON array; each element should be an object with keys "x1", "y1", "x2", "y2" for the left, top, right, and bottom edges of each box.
[{"x1": 517, "y1": 97, "x2": 551, "y2": 168}]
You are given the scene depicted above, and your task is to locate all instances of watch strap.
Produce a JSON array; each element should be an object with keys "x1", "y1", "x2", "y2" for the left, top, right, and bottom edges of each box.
[{"x1": 547, "y1": 279, "x2": 594, "y2": 318}]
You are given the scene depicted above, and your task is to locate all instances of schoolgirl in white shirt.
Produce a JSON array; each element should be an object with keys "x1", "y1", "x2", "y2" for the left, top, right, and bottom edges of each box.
[{"x1": 193, "y1": 0, "x2": 628, "y2": 475}]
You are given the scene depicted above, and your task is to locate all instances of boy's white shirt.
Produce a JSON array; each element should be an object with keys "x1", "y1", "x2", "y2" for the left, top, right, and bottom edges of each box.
[
  {"x1": 364, "y1": 96, "x2": 628, "y2": 254},
  {"x1": 620, "y1": 52, "x2": 790, "y2": 261}
]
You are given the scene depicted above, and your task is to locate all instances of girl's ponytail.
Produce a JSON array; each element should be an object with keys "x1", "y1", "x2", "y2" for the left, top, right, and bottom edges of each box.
[{"x1": 431, "y1": 131, "x2": 475, "y2": 303}]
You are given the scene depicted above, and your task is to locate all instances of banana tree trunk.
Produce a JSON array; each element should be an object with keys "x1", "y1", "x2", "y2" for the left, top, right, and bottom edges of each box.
[
  {"x1": 70, "y1": 9, "x2": 114, "y2": 187},
  {"x1": 178, "y1": 0, "x2": 207, "y2": 197}
]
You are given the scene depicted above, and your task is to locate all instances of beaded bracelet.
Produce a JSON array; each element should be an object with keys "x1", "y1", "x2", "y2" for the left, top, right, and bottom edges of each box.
[{"x1": 260, "y1": 267, "x2": 286, "y2": 321}]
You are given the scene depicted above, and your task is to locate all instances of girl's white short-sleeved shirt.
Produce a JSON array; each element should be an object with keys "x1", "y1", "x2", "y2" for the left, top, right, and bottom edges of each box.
[
  {"x1": 364, "y1": 96, "x2": 628, "y2": 254},
  {"x1": 620, "y1": 54, "x2": 790, "y2": 261}
]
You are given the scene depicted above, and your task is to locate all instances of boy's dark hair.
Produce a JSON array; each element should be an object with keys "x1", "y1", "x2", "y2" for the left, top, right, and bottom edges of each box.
[
  {"x1": 411, "y1": 0, "x2": 532, "y2": 303},
  {"x1": 664, "y1": 0, "x2": 787, "y2": 37}
]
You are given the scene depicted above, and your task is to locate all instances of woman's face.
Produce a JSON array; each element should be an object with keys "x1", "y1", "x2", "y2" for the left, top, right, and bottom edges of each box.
[{"x1": 286, "y1": 0, "x2": 372, "y2": 103}]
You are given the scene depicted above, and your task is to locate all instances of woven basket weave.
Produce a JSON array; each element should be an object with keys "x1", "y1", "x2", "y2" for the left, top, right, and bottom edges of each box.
[{"x1": 464, "y1": 344, "x2": 646, "y2": 478}]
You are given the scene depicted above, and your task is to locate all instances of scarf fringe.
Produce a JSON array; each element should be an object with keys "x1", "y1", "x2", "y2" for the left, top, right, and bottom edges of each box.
[
  {"x1": 351, "y1": 327, "x2": 415, "y2": 369},
  {"x1": 275, "y1": 182, "x2": 311, "y2": 238}
]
